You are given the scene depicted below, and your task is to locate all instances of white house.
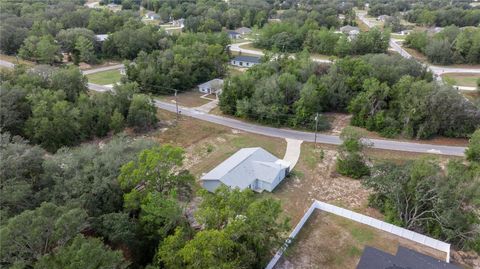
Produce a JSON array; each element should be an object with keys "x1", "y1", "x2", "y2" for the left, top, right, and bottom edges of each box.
[
  {"x1": 171, "y1": 18, "x2": 185, "y2": 27},
  {"x1": 145, "y1": 11, "x2": 160, "y2": 20},
  {"x1": 340, "y1": 25, "x2": 360, "y2": 39},
  {"x1": 235, "y1": 27, "x2": 252, "y2": 36},
  {"x1": 227, "y1": 30, "x2": 241, "y2": 39},
  {"x1": 230, "y1": 55, "x2": 261, "y2": 68},
  {"x1": 201, "y1": 147, "x2": 290, "y2": 192},
  {"x1": 377, "y1": 15, "x2": 391, "y2": 22},
  {"x1": 95, "y1": 34, "x2": 109, "y2": 42},
  {"x1": 198, "y1": 78, "x2": 224, "y2": 94}
]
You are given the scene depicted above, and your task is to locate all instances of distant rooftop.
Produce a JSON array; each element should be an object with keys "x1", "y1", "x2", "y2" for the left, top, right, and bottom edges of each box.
[
  {"x1": 198, "y1": 78, "x2": 224, "y2": 88},
  {"x1": 95, "y1": 34, "x2": 109, "y2": 41}
]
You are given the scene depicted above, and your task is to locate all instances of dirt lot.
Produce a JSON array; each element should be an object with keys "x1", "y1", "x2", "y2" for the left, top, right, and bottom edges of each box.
[
  {"x1": 159, "y1": 91, "x2": 211, "y2": 108},
  {"x1": 275, "y1": 211, "x2": 448, "y2": 269}
]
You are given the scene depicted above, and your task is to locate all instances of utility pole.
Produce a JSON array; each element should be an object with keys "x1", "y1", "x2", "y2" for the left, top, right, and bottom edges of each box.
[
  {"x1": 314, "y1": 113, "x2": 319, "y2": 148},
  {"x1": 175, "y1": 89, "x2": 179, "y2": 123}
]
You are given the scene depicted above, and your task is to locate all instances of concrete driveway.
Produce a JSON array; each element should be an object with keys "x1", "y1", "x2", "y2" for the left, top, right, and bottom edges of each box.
[{"x1": 283, "y1": 139, "x2": 303, "y2": 170}]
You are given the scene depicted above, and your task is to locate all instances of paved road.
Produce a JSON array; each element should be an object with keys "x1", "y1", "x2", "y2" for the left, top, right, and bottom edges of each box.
[
  {"x1": 152, "y1": 99, "x2": 466, "y2": 156},
  {"x1": 0, "y1": 53, "x2": 468, "y2": 157},
  {"x1": 84, "y1": 79, "x2": 467, "y2": 156},
  {"x1": 0, "y1": 60, "x2": 15, "y2": 69},
  {"x1": 82, "y1": 64, "x2": 124, "y2": 75},
  {"x1": 87, "y1": 83, "x2": 112, "y2": 92},
  {"x1": 356, "y1": 12, "x2": 480, "y2": 77},
  {"x1": 229, "y1": 42, "x2": 332, "y2": 64}
]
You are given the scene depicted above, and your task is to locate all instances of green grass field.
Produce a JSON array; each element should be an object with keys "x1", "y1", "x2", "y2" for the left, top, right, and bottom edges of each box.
[
  {"x1": 442, "y1": 73, "x2": 480, "y2": 87},
  {"x1": 86, "y1": 69, "x2": 122, "y2": 85}
]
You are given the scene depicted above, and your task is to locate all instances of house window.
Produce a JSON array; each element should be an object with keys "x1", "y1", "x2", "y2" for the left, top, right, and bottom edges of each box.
[{"x1": 240, "y1": 62, "x2": 243, "y2": 66}]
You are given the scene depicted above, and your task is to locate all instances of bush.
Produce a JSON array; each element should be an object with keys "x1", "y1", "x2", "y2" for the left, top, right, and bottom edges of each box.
[{"x1": 126, "y1": 94, "x2": 157, "y2": 132}]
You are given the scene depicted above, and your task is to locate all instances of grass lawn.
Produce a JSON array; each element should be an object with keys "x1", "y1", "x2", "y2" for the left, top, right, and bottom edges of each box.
[
  {"x1": 391, "y1": 33, "x2": 407, "y2": 40},
  {"x1": 86, "y1": 69, "x2": 122, "y2": 85},
  {"x1": 227, "y1": 66, "x2": 245, "y2": 77},
  {"x1": 441, "y1": 73, "x2": 480, "y2": 87}
]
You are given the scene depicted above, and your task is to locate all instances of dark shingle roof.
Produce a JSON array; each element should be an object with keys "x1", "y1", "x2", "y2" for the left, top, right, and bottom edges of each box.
[
  {"x1": 356, "y1": 246, "x2": 461, "y2": 269},
  {"x1": 232, "y1": 55, "x2": 261, "y2": 64},
  {"x1": 396, "y1": 246, "x2": 460, "y2": 269}
]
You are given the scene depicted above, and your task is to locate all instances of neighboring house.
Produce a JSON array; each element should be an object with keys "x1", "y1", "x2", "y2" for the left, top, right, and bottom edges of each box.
[
  {"x1": 377, "y1": 15, "x2": 392, "y2": 22},
  {"x1": 171, "y1": 18, "x2": 185, "y2": 27},
  {"x1": 201, "y1": 147, "x2": 290, "y2": 193},
  {"x1": 145, "y1": 11, "x2": 160, "y2": 20},
  {"x1": 198, "y1": 78, "x2": 224, "y2": 94},
  {"x1": 356, "y1": 246, "x2": 460, "y2": 269},
  {"x1": 398, "y1": 29, "x2": 412, "y2": 35},
  {"x1": 340, "y1": 25, "x2": 360, "y2": 39},
  {"x1": 227, "y1": 30, "x2": 241, "y2": 39},
  {"x1": 230, "y1": 55, "x2": 261, "y2": 68},
  {"x1": 235, "y1": 27, "x2": 252, "y2": 36},
  {"x1": 428, "y1": 27, "x2": 443, "y2": 34},
  {"x1": 95, "y1": 34, "x2": 109, "y2": 42}
]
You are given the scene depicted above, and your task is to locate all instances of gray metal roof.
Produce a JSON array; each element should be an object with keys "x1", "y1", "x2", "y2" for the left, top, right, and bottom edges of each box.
[
  {"x1": 201, "y1": 147, "x2": 289, "y2": 189},
  {"x1": 198, "y1": 78, "x2": 223, "y2": 89},
  {"x1": 232, "y1": 55, "x2": 261, "y2": 64},
  {"x1": 235, "y1": 27, "x2": 252, "y2": 34}
]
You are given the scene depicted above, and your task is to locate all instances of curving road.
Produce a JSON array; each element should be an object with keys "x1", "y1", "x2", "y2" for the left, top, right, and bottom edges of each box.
[
  {"x1": 229, "y1": 42, "x2": 332, "y2": 64},
  {"x1": 356, "y1": 11, "x2": 480, "y2": 77},
  {"x1": 152, "y1": 99, "x2": 465, "y2": 156},
  {"x1": 82, "y1": 64, "x2": 124, "y2": 75},
  {"x1": 0, "y1": 53, "x2": 468, "y2": 157}
]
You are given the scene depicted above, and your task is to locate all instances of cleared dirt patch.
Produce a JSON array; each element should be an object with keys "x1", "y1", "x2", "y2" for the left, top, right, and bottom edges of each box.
[
  {"x1": 265, "y1": 143, "x2": 373, "y2": 223},
  {"x1": 160, "y1": 91, "x2": 211, "y2": 108},
  {"x1": 275, "y1": 211, "x2": 448, "y2": 269}
]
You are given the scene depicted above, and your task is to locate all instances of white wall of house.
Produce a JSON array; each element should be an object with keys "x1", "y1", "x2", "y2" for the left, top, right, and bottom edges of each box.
[
  {"x1": 202, "y1": 180, "x2": 223, "y2": 192},
  {"x1": 198, "y1": 86, "x2": 210, "y2": 93},
  {"x1": 230, "y1": 60, "x2": 257, "y2": 68}
]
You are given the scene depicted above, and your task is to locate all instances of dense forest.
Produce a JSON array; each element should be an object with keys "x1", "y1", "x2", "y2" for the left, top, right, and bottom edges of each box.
[
  {"x1": 405, "y1": 26, "x2": 480, "y2": 65},
  {"x1": 124, "y1": 32, "x2": 230, "y2": 94},
  {"x1": 220, "y1": 53, "x2": 479, "y2": 139},
  {"x1": 0, "y1": 66, "x2": 157, "y2": 152},
  {"x1": 255, "y1": 22, "x2": 390, "y2": 56},
  {"x1": 0, "y1": 0, "x2": 151, "y2": 63},
  {"x1": 0, "y1": 133, "x2": 289, "y2": 268},
  {"x1": 365, "y1": 0, "x2": 480, "y2": 27}
]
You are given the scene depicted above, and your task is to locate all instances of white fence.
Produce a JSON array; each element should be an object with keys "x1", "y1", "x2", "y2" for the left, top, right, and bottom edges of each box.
[{"x1": 265, "y1": 200, "x2": 451, "y2": 269}]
